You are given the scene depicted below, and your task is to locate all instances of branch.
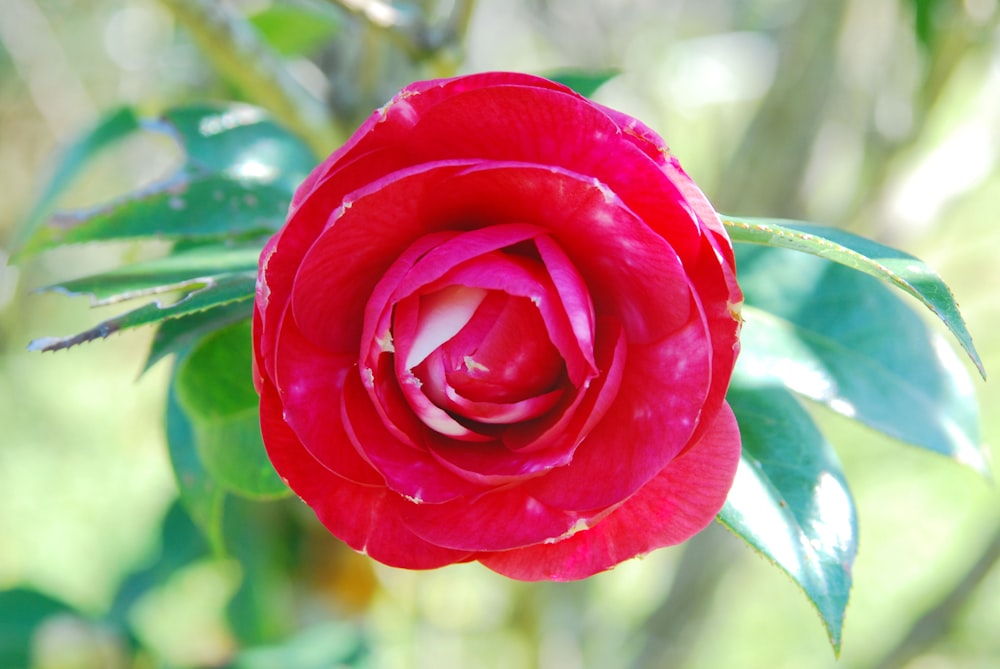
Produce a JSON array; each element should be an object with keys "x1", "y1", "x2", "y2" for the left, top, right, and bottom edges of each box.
[
  {"x1": 160, "y1": 0, "x2": 343, "y2": 155},
  {"x1": 874, "y1": 523, "x2": 1000, "y2": 669},
  {"x1": 326, "y1": 0, "x2": 476, "y2": 62}
]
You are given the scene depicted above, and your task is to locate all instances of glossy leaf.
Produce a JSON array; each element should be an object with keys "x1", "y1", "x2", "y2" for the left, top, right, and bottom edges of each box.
[
  {"x1": 722, "y1": 215, "x2": 985, "y2": 379},
  {"x1": 27, "y1": 273, "x2": 256, "y2": 353},
  {"x1": 154, "y1": 105, "x2": 315, "y2": 193},
  {"x1": 175, "y1": 321, "x2": 289, "y2": 499},
  {"x1": 13, "y1": 107, "x2": 140, "y2": 252},
  {"x1": 720, "y1": 385, "x2": 858, "y2": 654},
  {"x1": 734, "y1": 245, "x2": 986, "y2": 473}
]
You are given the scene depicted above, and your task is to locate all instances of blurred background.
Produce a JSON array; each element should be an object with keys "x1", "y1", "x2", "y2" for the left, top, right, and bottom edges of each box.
[{"x1": 1, "y1": 0, "x2": 999, "y2": 667}]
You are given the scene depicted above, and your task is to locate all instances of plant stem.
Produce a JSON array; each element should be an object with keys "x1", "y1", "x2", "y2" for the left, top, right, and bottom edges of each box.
[{"x1": 160, "y1": 0, "x2": 343, "y2": 155}]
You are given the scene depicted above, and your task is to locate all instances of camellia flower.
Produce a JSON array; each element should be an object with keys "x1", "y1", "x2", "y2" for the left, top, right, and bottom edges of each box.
[{"x1": 253, "y1": 72, "x2": 743, "y2": 580}]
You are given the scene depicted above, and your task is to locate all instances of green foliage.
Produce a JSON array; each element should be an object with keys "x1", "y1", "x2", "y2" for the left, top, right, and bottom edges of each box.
[
  {"x1": 546, "y1": 69, "x2": 619, "y2": 97},
  {"x1": 249, "y1": 3, "x2": 341, "y2": 57},
  {"x1": 720, "y1": 386, "x2": 856, "y2": 653},
  {"x1": 13, "y1": 86, "x2": 987, "y2": 660},
  {"x1": 0, "y1": 588, "x2": 76, "y2": 669},
  {"x1": 734, "y1": 245, "x2": 984, "y2": 472},
  {"x1": 722, "y1": 216, "x2": 986, "y2": 379},
  {"x1": 721, "y1": 230, "x2": 987, "y2": 652},
  {"x1": 174, "y1": 321, "x2": 289, "y2": 500}
]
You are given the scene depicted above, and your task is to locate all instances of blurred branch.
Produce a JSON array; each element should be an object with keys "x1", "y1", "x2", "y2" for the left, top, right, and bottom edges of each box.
[
  {"x1": 325, "y1": 0, "x2": 476, "y2": 64},
  {"x1": 628, "y1": 524, "x2": 741, "y2": 669},
  {"x1": 160, "y1": 0, "x2": 343, "y2": 155},
  {"x1": 873, "y1": 523, "x2": 1000, "y2": 669}
]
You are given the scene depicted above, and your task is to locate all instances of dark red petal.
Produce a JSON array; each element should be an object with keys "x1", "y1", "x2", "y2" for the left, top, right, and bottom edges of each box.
[
  {"x1": 271, "y1": 313, "x2": 382, "y2": 485},
  {"x1": 260, "y1": 380, "x2": 472, "y2": 569},
  {"x1": 478, "y1": 401, "x2": 741, "y2": 580},
  {"x1": 526, "y1": 304, "x2": 712, "y2": 511}
]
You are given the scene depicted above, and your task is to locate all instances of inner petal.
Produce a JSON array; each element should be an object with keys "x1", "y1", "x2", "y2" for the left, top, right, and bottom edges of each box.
[
  {"x1": 404, "y1": 284, "x2": 488, "y2": 369},
  {"x1": 440, "y1": 292, "x2": 565, "y2": 403}
]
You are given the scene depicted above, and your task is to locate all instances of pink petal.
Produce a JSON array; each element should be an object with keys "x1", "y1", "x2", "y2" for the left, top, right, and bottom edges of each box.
[
  {"x1": 479, "y1": 401, "x2": 741, "y2": 580},
  {"x1": 260, "y1": 380, "x2": 472, "y2": 569}
]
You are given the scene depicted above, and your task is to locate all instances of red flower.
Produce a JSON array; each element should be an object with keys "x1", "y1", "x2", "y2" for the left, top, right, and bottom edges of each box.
[{"x1": 253, "y1": 72, "x2": 742, "y2": 580}]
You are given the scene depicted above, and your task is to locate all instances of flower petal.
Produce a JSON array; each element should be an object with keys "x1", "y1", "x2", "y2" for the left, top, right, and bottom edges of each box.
[
  {"x1": 261, "y1": 379, "x2": 473, "y2": 568},
  {"x1": 272, "y1": 312, "x2": 382, "y2": 485},
  {"x1": 479, "y1": 402, "x2": 741, "y2": 580},
  {"x1": 526, "y1": 303, "x2": 712, "y2": 511}
]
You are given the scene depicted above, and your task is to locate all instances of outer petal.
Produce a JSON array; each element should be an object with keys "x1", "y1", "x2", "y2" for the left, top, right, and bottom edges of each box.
[
  {"x1": 272, "y1": 313, "x2": 382, "y2": 485},
  {"x1": 478, "y1": 402, "x2": 741, "y2": 580},
  {"x1": 259, "y1": 379, "x2": 473, "y2": 568}
]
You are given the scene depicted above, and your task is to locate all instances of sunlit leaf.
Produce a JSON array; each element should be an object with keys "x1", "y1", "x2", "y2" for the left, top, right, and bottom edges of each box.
[
  {"x1": 720, "y1": 385, "x2": 858, "y2": 654},
  {"x1": 39, "y1": 242, "x2": 261, "y2": 306},
  {"x1": 722, "y1": 215, "x2": 985, "y2": 379},
  {"x1": 175, "y1": 321, "x2": 288, "y2": 499},
  {"x1": 27, "y1": 273, "x2": 256, "y2": 353},
  {"x1": 735, "y1": 245, "x2": 986, "y2": 473}
]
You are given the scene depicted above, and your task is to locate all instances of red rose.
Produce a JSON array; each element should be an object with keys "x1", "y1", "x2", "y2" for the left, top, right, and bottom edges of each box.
[{"x1": 253, "y1": 72, "x2": 742, "y2": 580}]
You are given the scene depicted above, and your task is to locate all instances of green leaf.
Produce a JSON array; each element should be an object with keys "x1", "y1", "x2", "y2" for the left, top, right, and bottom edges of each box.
[
  {"x1": 175, "y1": 321, "x2": 288, "y2": 499},
  {"x1": 0, "y1": 588, "x2": 76, "y2": 669},
  {"x1": 39, "y1": 242, "x2": 262, "y2": 306},
  {"x1": 18, "y1": 178, "x2": 288, "y2": 255},
  {"x1": 166, "y1": 380, "x2": 227, "y2": 555},
  {"x1": 722, "y1": 215, "x2": 985, "y2": 379},
  {"x1": 155, "y1": 105, "x2": 316, "y2": 193},
  {"x1": 249, "y1": 4, "x2": 341, "y2": 57},
  {"x1": 16, "y1": 104, "x2": 314, "y2": 258},
  {"x1": 734, "y1": 245, "x2": 986, "y2": 473},
  {"x1": 145, "y1": 303, "x2": 254, "y2": 371},
  {"x1": 546, "y1": 69, "x2": 619, "y2": 97},
  {"x1": 14, "y1": 107, "x2": 140, "y2": 251},
  {"x1": 720, "y1": 385, "x2": 858, "y2": 654},
  {"x1": 27, "y1": 272, "x2": 256, "y2": 353}
]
